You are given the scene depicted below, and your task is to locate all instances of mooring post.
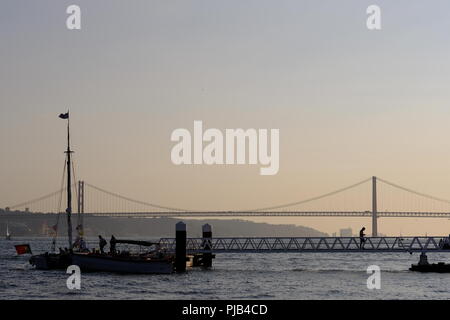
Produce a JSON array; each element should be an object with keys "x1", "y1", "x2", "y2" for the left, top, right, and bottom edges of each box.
[
  {"x1": 372, "y1": 176, "x2": 378, "y2": 237},
  {"x1": 202, "y1": 224, "x2": 213, "y2": 268},
  {"x1": 175, "y1": 221, "x2": 187, "y2": 273}
]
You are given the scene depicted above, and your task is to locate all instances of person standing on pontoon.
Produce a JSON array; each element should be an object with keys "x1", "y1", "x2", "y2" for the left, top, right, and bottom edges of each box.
[{"x1": 359, "y1": 227, "x2": 366, "y2": 249}]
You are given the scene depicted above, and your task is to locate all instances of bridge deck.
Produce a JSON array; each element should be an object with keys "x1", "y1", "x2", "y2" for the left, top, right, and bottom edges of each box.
[
  {"x1": 89, "y1": 211, "x2": 450, "y2": 217},
  {"x1": 158, "y1": 236, "x2": 450, "y2": 253},
  {"x1": 5, "y1": 211, "x2": 450, "y2": 219}
]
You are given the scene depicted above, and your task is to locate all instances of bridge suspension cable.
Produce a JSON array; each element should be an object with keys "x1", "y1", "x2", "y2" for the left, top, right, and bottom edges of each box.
[
  {"x1": 9, "y1": 176, "x2": 450, "y2": 214},
  {"x1": 8, "y1": 178, "x2": 373, "y2": 213},
  {"x1": 245, "y1": 177, "x2": 372, "y2": 212},
  {"x1": 83, "y1": 182, "x2": 190, "y2": 212},
  {"x1": 8, "y1": 185, "x2": 74, "y2": 210},
  {"x1": 85, "y1": 178, "x2": 372, "y2": 213},
  {"x1": 377, "y1": 177, "x2": 450, "y2": 205}
]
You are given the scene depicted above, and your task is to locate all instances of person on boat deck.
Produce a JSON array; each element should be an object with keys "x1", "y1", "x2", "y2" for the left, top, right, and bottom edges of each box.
[
  {"x1": 110, "y1": 235, "x2": 117, "y2": 255},
  {"x1": 359, "y1": 227, "x2": 366, "y2": 249},
  {"x1": 79, "y1": 237, "x2": 88, "y2": 252},
  {"x1": 99, "y1": 235, "x2": 107, "y2": 254},
  {"x1": 73, "y1": 236, "x2": 88, "y2": 252},
  {"x1": 73, "y1": 236, "x2": 81, "y2": 250}
]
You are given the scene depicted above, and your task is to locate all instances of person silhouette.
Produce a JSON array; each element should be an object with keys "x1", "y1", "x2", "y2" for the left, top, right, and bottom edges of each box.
[
  {"x1": 110, "y1": 235, "x2": 117, "y2": 255},
  {"x1": 359, "y1": 227, "x2": 366, "y2": 249},
  {"x1": 98, "y1": 235, "x2": 107, "y2": 254}
]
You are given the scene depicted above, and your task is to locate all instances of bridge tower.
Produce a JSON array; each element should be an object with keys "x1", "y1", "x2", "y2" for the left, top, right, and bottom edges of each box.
[{"x1": 372, "y1": 176, "x2": 378, "y2": 236}]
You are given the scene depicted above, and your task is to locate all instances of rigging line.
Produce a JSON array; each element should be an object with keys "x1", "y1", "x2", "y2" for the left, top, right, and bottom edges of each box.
[
  {"x1": 244, "y1": 177, "x2": 373, "y2": 212},
  {"x1": 52, "y1": 155, "x2": 68, "y2": 252},
  {"x1": 71, "y1": 157, "x2": 81, "y2": 226},
  {"x1": 377, "y1": 177, "x2": 450, "y2": 205},
  {"x1": 84, "y1": 182, "x2": 191, "y2": 212},
  {"x1": 72, "y1": 160, "x2": 78, "y2": 208},
  {"x1": 57, "y1": 156, "x2": 67, "y2": 214}
]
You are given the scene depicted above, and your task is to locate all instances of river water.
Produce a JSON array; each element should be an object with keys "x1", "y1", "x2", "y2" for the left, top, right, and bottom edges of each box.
[{"x1": 1, "y1": 237, "x2": 449, "y2": 300}]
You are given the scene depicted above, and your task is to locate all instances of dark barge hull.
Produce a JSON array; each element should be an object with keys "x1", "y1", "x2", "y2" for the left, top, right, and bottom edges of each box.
[
  {"x1": 30, "y1": 252, "x2": 174, "y2": 274},
  {"x1": 70, "y1": 253, "x2": 174, "y2": 274},
  {"x1": 29, "y1": 253, "x2": 72, "y2": 270},
  {"x1": 410, "y1": 262, "x2": 450, "y2": 273}
]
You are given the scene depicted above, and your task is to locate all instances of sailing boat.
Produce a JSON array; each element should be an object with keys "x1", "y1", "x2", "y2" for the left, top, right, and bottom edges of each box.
[
  {"x1": 5, "y1": 222, "x2": 11, "y2": 240},
  {"x1": 29, "y1": 111, "x2": 74, "y2": 270},
  {"x1": 29, "y1": 112, "x2": 174, "y2": 273}
]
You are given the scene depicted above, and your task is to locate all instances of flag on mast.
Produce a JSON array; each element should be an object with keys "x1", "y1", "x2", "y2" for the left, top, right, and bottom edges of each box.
[{"x1": 59, "y1": 112, "x2": 69, "y2": 119}]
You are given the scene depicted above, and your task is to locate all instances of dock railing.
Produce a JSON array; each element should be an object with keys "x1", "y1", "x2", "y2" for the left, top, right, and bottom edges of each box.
[{"x1": 158, "y1": 236, "x2": 449, "y2": 253}]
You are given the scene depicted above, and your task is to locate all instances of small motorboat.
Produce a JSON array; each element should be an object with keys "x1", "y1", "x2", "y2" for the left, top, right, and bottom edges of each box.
[
  {"x1": 410, "y1": 262, "x2": 450, "y2": 273},
  {"x1": 409, "y1": 252, "x2": 450, "y2": 273}
]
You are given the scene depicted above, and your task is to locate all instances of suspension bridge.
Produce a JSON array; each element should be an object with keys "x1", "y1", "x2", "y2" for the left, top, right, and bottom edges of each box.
[{"x1": 4, "y1": 176, "x2": 450, "y2": 237}]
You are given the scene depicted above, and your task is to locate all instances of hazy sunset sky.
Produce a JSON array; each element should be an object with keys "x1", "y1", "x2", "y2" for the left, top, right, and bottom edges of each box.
[{"x1": 2, "y1": 1, "x2": 450, "y2": 235}]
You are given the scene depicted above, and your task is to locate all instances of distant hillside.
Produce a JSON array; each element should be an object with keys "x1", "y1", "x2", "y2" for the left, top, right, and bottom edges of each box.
[{"x1": 0, "y1": 211, "x2": 327, "y2": 238}]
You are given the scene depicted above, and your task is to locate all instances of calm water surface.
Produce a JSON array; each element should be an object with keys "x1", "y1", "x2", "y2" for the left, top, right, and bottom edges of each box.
[{"x1": 1, "y1": 237, "x2": 450, "y2": 299}]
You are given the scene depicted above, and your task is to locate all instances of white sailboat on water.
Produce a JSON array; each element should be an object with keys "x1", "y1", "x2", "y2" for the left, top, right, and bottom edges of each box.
[{"x1": 6, "y1": 222, "x2": 11, "y2": 240}]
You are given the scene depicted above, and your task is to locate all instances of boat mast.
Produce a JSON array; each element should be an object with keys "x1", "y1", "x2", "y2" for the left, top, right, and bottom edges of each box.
[{"x1": 65, "y1": 112, "x2": 73, "y2": 250}]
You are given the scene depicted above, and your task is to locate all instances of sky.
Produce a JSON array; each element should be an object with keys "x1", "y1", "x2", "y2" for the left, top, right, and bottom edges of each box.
[{"x1": 2, "y1": 1, "x2": 450, "y2": 235}]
